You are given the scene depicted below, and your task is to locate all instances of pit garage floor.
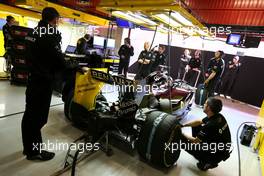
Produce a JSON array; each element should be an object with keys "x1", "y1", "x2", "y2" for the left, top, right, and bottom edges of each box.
[{"x1": 0, "y1": 80, "x2": 261, "y2": 176}]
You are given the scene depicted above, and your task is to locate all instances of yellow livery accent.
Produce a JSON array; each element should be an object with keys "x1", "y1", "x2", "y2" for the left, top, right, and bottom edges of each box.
[{"x1": 74, "y1": 68, "x2": 107, "y2": 111}]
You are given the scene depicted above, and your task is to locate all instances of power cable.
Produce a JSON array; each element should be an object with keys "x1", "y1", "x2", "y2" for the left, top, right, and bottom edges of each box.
[
  {"x1": 236, "y1": 121, "x2": 256, "y2": 176},
  {"x1": 0, "y1": 103, "x2": 64, "y2": 119}
]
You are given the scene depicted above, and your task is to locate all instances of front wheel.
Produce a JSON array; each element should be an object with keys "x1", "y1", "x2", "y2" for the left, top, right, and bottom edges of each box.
[{"x1": 64, "y1": 89, "x2": 74, "y2": 121}]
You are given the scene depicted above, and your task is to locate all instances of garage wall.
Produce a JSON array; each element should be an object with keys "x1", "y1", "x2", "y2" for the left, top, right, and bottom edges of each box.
[
  {"x1": 129, "y1": 43, "x2": 264, "y2": 107},
  {"x1": 125, "y1": 28, "x2": 264, "y2": 107},
  {"x1": 122, "y1": 28, "x2": 264, "y2": 67},
  {"x1": 165, "y1": 46, "x2": 264, "y2": 107}
]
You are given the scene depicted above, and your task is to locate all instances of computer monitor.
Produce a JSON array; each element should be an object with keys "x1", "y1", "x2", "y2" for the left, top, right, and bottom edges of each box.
[
  {"x1": 65, "y1": 45, "x2": 76, "y2": 54},
  {"x1": 226, "y1": 34, "x2": 243, "y2": 45},
  {"x1": 0, "y1": 19, "x2": 6, "y2": 30},
  {"x1": 116, "y1": 18, "x2": 135, "y2": 29},
  {"x1": 93, "y1": 36, "x2": 105, "y2": 49},
  {"x1": 106, "y1": 39, "x2": 116, "y2": 49},
  {"x1": 243, "y1": 36, "x2": 261, "y2": 48}
]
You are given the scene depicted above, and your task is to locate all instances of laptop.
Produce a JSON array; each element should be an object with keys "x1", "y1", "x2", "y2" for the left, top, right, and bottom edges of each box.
[{"x1": 65, "y1": 45, "x2": 76, "y2": 54}]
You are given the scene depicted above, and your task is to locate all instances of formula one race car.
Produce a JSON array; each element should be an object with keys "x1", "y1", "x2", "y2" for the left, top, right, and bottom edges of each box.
[
  {"x1": 145, "y1": 65, "x2": 173, "y2": 88},
  {"x1": 58, "y1": 67, "x2": 195, "y2": 175},
  {"x1": 145, "y1": 65, "x2": 198, "y2": 118}
]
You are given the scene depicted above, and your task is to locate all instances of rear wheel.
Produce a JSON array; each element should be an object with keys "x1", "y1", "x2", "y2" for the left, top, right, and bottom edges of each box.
[
  {"x1": 137, "y1": 111, "x2": 182, "y2": 168},
  {"x1": 64, "y1": 90, "x2": 108, "y2": 122}
]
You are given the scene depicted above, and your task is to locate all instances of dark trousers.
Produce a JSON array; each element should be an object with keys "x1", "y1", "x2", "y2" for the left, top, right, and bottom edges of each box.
[
  {"x1": 4, "y1": 50, "x2": 12, "y2": 73},
  {"x1": 177, "y1": 66, "x2": 186, "y2": 80},
  {"x1": 135, "y1": 64, "x2": 151, "y2": 81},
  {"x1": 205, "y1": 84, "x2": 214, "y2": 97},
  {"x1": 21, "y1": 76, "x2": 53, "y2": 156},
  {"x1": 150, "y1": 64, "x2": 159, "y2": 73},
  {"x1": 221, "y1": 77, "x2": 235, "y2": 96},
  {"x1": 118, "y1": 61, "x2": 129, "y2": 77},
  {"x1": 182, "y1": 126, "x2": 223, "y2": 164},
  {"x1": 206, "y1": 79, "x2": 220, "y2": 97}
]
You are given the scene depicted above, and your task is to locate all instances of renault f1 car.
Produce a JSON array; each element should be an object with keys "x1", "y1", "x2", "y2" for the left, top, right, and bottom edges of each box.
[{"x1": 59, "y1": 67, "x2": 196, "y2": 175}]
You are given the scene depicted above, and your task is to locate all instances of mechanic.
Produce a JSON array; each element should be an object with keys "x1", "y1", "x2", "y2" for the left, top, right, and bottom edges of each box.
[
  {"x1": 151, "y1": 45, "x2": 166, "y2": 72},
  {"x1": 2, "y1": 15, "x2": 15, "y2": 73},
  {"x1": 21, "y1": 7, "x2": 66, "y2": 161},
  {"x1": 3, "y1": 15, "x2": 15, "y2": 50},
  {"x1": 204, "y1": 50, "x2": 225, "y2": 97},
  {"x1": 75, "y1": 34, "x2": 93, "y2": 55},
  {"x1": 118, "y1": 38, "x2": 134, "y2": 78},
  {"x1": 178, "y1": 49, "x2": 191, "y2": 79},
  {"x1": 134, "y1": 42, "x2": 153, "y2": 81},
  {"x1": 220, "y1": 55, "x2": 241, "y2": 98},
  {"x1": 185, "y1": 50, "x2": 202, "y2": 87},
  {"x1": 181, "y1": 97, "x2": 232, "y2": 171}
]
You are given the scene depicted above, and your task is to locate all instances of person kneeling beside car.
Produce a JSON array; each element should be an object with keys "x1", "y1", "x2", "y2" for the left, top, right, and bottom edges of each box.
[{"x1": 180, "y1": 97, "x2": 232, "y2": 171}]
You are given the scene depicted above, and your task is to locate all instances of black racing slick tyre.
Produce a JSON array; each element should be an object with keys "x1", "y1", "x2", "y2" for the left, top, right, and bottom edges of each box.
[
  {"x1": 96, "y1": 94, "x2": 107, "y2": 102},
  {"x1": 64, "y1": 90, "x2": 108, "y2": 121},
  {"x1": 64, "y1": 91, "x2": 109, "y2": 130},
  {"x1": 64, "y1": 89, "x2": 74, "y2": 121},
  {"x1": 137, "y1": 111, "x2": 182, "y2": 168}
]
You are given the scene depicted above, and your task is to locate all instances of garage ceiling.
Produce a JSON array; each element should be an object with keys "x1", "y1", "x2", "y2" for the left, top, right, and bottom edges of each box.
[
  {"x1": 184, "y1": 0, "x2": 264, "y2": 26},
  {"x1": 44, "y1": 0, "x2": 264, "y2": 27},
  {"x1": 10, "y1": 0, "x2": 263, "y2": 27},
  {"x1": 46, "y1": 0, "x2": 107, "y2": 18},
  {"x1": 4, "y1": 0, "x2": 264, "y2": 33}
]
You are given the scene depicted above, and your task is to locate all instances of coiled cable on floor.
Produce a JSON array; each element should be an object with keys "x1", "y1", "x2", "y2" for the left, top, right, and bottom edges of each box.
[
  {"x1": 0, "y1": 103, "x2": 64, "y2": 119},
  {"x1": 236, "y1": 121, "x2": 256, "y2": 176}
]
